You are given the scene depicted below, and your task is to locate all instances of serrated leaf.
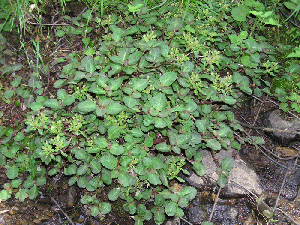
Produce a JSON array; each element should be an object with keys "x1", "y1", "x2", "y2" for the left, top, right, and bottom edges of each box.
[
  {"x1": 179, "y1": 186, "x2": 197, "y2": 200},
  {"x1": 133, "y1": 79, "x2": 148, "y2": 91},
  {"x1": 156, "y1": 142, "x2": 171, "y2": 152},
  {"x1": 14, "y1": 132, "x2": 24, "y2": 141},
  {"x1": 118, "y1": 173, "x2": 131, "y2": 187},
  {"x1": 107, "y1": 126, "x2": 121, "y2": 139},
  {"x1": 44, "y1": 99, "x2": 59, "y2": 109},
  {"x1": 4, "y1": 90, "x2": 14, "y2": 99},
  {"x1": 0, "y1": 190, "x2": 11, "y2": 202},
  {"x1": 28, "y1": 102, "x2": 43, "y2": 111},
  {"x1": 195, "y1": 120, "x2": 206, "y2": 133},
  {"x1": 11, "y1": 76, "x2": 22, "y2": 87},
  {"x1": 15, "y1": 189, "x2": 28, "y2": 202},
  {"x1": 108, "y1": 78, "x2": 123, "y2": 90},
  {"x1": 130, "y1": 128, "x2": 143, "y2": 137},
  {"x1": 108, "y1": 188, "x2": 120, "y2": 201},
  {"x1": 110, "y1": 143, "x2": 124, "y2": 155},
  {"x1": 101, "y1": 154, "x2": 118, "y2": 170},
  {"x1": 28, "y1": 185, "x2": 38, "y2": 200},
  {"x1": 165, "y1": 201, "x2": 177, "y2": 216},
  {"x1": 77, "y1": 101, "x2": 97, "y2": 113},
  {"x1": 151, "y1": 93, "x2": 167, "y2": 111},
  {"x1": 206, "y1": 139, "x2": 221, "y2": 151},
  {"x1": 99, "y1": 202, "x2": 111, "y2": 214},
  {"x1": 193, "y1": 161, "x2": 206, "y2": 176},
  {"x1": 220, "y1": 157, "x2": 235, "y2": 171},
  {"x1": 123, "y1": 96, "x2": 139, "y2": 108},
  {"x1": 148, "y1": 173, "x2": 162, "y2": 185},
  {"x1": 106, "y1": 102, "x2": 123, "y2": 114},
  {"x1": 6, "y1": 165, "x2": 18, "y2": 179},
  {"x1": 160, "y1": 72, "x2": 177, "y2": 86},
  {"x1": 91, "y1": 206, "x2": 100, "y2": 217},
  {"x1": 218, "y1": 173, "x2": 227, "y2": 188}
]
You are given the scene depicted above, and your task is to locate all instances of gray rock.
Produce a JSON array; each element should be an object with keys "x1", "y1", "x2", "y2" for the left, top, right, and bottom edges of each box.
[
  {"x1": 165, "y1": 217, "x2": 180, "y2": 225},
  {"x1": 188, "y1": 206, "x2": 207, "y2": 224},
  {"x1": 261, "y1": 109, "x2": 300, "y2": 143},
  {"x1": 186, "y1": 148, "x2": 263, "y2": 195},
  {"x1": 187, "y1": 149, "x2": 233, "y2": 187},
  {"x1": 206, "y1": 204, "x2": 239, "y2": 225},
  {"x1": 227, "y1": 159, "x2": 262, "y2": 195}
]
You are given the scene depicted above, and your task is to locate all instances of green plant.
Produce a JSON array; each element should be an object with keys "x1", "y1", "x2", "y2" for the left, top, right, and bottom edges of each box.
[{"x1": 1, "y1": 0, "x2": 300, "y2": 224}]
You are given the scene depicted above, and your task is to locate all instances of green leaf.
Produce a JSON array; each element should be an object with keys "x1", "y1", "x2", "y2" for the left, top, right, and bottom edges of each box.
[
  {"x1": 167, "y1": 18, "x2": 182, "y2": 31},
  {"x1": 6, "y1": 165, "x2": 19, "y2": 179},
  {"x1": 14, "y1": 132, "x2": 25, "y2": 141},
  {"x1": 193, "y1": 162, "x2": 206, "y2": 176},
  {"x1": 154, "y1": 117, "x2": 168, "y2": 128},
  {"x1": 15, "y1": 189, "x2": 28, "y2": 202},
  {"x1": 106, "y1": 102, "x2": 123, "y2": 114},
  {"x1": 123, "y1": 96, "x2": 139, "y2": 108},
  {"x1": 4, "y1": 90, "x2": 14, "y2": 99},
  {"x1": 133, "y1": 79, "x2": 148, "y2": 91},
  {"x1": 94, "y1": 137, "x2": 108, "y2": 148},
  {"x1": 110, "y1": 143, "x2": 124, "y2": 155},
  {"x1": 221, "y1": 95, "x2": 236, "y2": 105},
  {"x1": 101, "y1": 154, "x2": 118, "y2": 170},
  {"x1": 165, "y1": 201, "x2": 177, "y2": 216},
  {"x1": 91, "y1": 206, "x2": 100, "y2": 217},
  {"x1": 99, "y1": 202, "x2": 111, "y2": 214},
  {"x1": 108, "y1": 78, "x2": 123, "y2": 90},
  {"x1": 148, "y1": 173, "x2": 162, "y2": 185},
  {"x1": 179, "y1": 186, "x2": 197, "y2": 200},
  {"x1": 128, "y1": 51, "x2": 143, "y2": 65},
  {"x1": 28, "y1": 185, "x2": 39, "y2": 200},
  {"x1": 0, "y1": 190, "x2": 11, "y2": 202},
  {"x1": 36, "y1": 176, "x2": 46, "y2": 186},
  {"x1": 77, "y1": 101, "x2": 97, "y2": 113},
  {"x1": 220, "y1": 157, "x2": 235, "y2": 171},
  {"x1": 231, "y1": 5, "x2": 249, "y2": 22},
  {"x1": 44, "y1": 99, "x2": 59, "y2": 109},
  {"x1": 160, "y1": 72, "x2": 177, "y2": 86},
  {"x1": 108, "y1": 188, "x2": 120, "y2": 201},
  {"x1": 195, "y1": 120, "x2": 206, "y2": 133},
  {"x1": 206, "y1": 139, "x2": 221, "y2": 151},
  {"x1": 252, "y1": 136, "x2": 265, "y2": 145},
  {"x1": 145, "y1": 48, "x2": 161, "y2": 63},
  {"x1": 11, "y1": 76, "x2": 22, "y2": 87},
  {"x1": 218, "y1": 173, "x2": 227, "y2": 188},
  {"x1": 28, "y1": 102, "x2": 43, "y2": 111},
  {"x1": 130, "y1": 128, "x2": 143, "y2": 137},
  {"x1": 67, "y1": 164, "x2": 77, "y2": 175},
  {"x1": 75, "y1": 149, "x2": 86, "y2": 160},
  {"x1": 110, "y1": 25, "x2": 124, "y2": 42},
  {"x1": 151, "y1": 93, "x2": 167, "y2": 111},
  {"x1": 108, "y1": 126, "x2": 121, "y2": 139},
  {"x1": 156, "y1": 142, "x2": 171, "y2": 152},
  {"x1": 118, "y1": 173, "x2": 131, "y2": 187},
  {"x1": 77, "y1": 164, "x2": 89, "y2": 175},
  {"x1": 54, "y1": 79, "x2": 65, "y2": 88}
]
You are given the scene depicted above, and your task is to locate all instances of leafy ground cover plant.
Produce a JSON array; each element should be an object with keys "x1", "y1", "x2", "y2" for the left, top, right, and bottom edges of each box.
[{"x1": 0, "y1": 0, "x2": 300, "y2": 224}]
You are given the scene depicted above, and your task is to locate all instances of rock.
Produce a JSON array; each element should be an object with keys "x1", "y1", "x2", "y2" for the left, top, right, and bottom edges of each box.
[
  {"x1": 165, "y1": 217, "x2": 180, "y2": 225},
  {"x1": 186, "y1": 148, "x2": 263, "y2": 196},
  {"x1": 187, "y1": 149, "x2": 234, "y2": 187},
  {"x1": 188, "y1": 205, "x2": 239, "y2": 225},
  {"x1": 67, "y1": 186, "x2": 78, "y2": 208},
  {"x1": 206, "y1": 205, "x2": 238, "y2": 225},
  {"x1": 188, "y1": 206, "x2": 207, "y2": 224},
  {"x1": 227, "y1": 159, "x2": 262, "y2": 195},
  {"x1": 260, "y1": 109, "x2": 300, "y2": 144}
]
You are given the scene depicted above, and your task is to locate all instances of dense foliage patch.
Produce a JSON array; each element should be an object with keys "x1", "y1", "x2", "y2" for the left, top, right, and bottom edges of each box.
[{"x1": 0, "y1": 0, "x2": 300, "y2": 224}]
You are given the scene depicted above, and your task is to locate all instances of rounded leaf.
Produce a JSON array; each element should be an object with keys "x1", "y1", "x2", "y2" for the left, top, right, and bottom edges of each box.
[{"x1": 77, "y1": 101, "x2": 97, "y2": 114}]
